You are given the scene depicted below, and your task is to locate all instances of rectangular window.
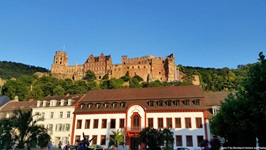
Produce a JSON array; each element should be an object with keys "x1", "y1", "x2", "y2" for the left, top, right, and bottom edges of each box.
[
  {"x1": 75, "y1": 135, "x2": 81, "y2": 142},
  {"x1": 50, "y1": 112, "x2": 54, "y2": 118},
  {"x1": 176, "y1": 135, "x2": 182, "y2": 146},
  {"x1": 158, "y1": 118, "x2": 163, "y2": 128},
  {"x1": 102, "y1": 119, "x2": 107, "y2": 128},
  {"x1": 100, "y1": 135, "x2": 106, "y2": 145},
  {"x1": 111, "y1": 119, "x2": 116, "y2": 128},
  {"x1": 47, "y1": 124, "x2": 53, "y2": 131},
  {"x1": 166, "y1": 118, "x2": 172, "y2": 128},
  {"x1": 92, "y1": 135, "x2": 97, "y2": 144},
  {"x1": 77, "y1": 120, "x2": 82, "y2": 129},
  {"x1": 93, "y1": 119, "x2": 99, "y2": 129},
  {"x1": 186, "y1": 135, "x2": 193, "y2": 147},
  {"x1": 119, "y1": 119, "x2": 125, "y2": 128},
  {"x1": 85, "y1": 119, "x2": 90, "y2": 129},
  {"x1": 148, "y1": 118, "x2": 153, "y2": 128},
  {"x1": 185, "y1": 118, "x2": 191, "y2": 128},
  {"x1": 65, "y1": 124, "x2": 70, "y2": 131},
  {"x1": 67, "y1": 111, "x2": 71, "y2": 118},
  {"x1": 59, "y1": 112, "x2": 63, "y2": 118},
  {"x1": 197, "y1": 136, "x2": 204, "y2": 147},
  {"x1": 175, "y1": 118, "x2": 181, "y2": 128},
  {"x1": 196, "y1": 118, "x2": 203, "y2": 128}
]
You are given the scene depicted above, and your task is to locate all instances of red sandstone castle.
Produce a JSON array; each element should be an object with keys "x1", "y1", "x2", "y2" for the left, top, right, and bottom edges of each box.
[{"x1": 51, "y1": 51, "x2": 185, "y2": 82}]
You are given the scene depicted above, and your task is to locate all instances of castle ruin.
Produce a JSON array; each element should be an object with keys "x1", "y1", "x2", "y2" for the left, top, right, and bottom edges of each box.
[{"x1": 51, "y1": 51, "x2": 183, "y2": 82}]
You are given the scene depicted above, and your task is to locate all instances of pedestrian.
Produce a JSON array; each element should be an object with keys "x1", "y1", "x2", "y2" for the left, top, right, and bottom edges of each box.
[
  {"x1": 47, "y1": 140, "x2": 52, "y2": 150},
  {"x1": 58, "y1": 141, "x2": 62, "y2": 150}
]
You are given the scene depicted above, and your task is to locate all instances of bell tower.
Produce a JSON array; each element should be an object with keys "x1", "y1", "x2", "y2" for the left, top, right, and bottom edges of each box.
[{"x1": 51, "y1": 51, "x2": 68, "y2": 74}]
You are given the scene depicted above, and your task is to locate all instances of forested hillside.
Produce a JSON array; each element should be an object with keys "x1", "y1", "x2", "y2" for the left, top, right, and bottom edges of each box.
[
  {"x1": 0, "y1": 60, "x2": 256, "y2": 100},
  {"x1": 0, "y1": 62, "x2": 254, "y2": 101},
  {"x1": 0, "y1": 61, "x2": 49, "y2": 79},
  {"x1": 178, "y1": 63, "x2": 255, "y2": 92}
]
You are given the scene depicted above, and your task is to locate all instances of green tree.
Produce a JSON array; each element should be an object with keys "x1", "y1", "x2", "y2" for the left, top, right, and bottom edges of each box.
[
  {"x1": 102, "y1": 74, "x2": 109, "y2": 80},
  {"x1": 139, "y1": 127, "x2": 164, "y2": 149},
  {"x1": 53, "y1": 85, "x2": 65, "y2": 96},
  {"x1": 83, "y1": 70, "x2": 96, "y2": 82},
  {"x1": 129, "y1": 78, "x2": 141, "y2": 88},
  {"x1": 210, "y1": 52, "x2": 266, "y2": 147},
  {"x1": 108, "y1": 129, "x2": 125, "y2": 148},
  {"x1": 0, "y1": 119, "x2": 13, "y2": 149},
  {"x1": 120, "y1": 71, "x2": 130, "y2": 82},
  {"x1": 0, "y1": 109, "x2": 50, "y2": 149}
]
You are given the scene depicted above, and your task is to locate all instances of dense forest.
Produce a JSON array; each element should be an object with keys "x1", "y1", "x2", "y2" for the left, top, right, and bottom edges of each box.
[
  {"x1": 0, "y1": 61, "x2": 49, "y2": 79},
  {"x1": 0, "y1": 60, "x2": 257, "y2": 101}
]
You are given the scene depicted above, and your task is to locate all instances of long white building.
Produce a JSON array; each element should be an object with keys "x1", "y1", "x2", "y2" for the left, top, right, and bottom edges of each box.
[
  {"x1": 32, "y1": 94, "x2": 85, "y2": 147},
  {"x1": 72, "y1": 85, "x2": 210, "y2": 150}
]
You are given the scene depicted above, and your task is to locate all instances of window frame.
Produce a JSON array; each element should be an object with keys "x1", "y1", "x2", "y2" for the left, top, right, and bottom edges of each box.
[{"x1": 158, "y1": 118, "x2": 164, "y2": 128}]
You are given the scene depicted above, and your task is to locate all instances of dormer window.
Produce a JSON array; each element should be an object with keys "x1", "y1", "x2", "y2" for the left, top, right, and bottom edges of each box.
[
  {"x1": 174, "y1": 100, "x2": 180, "y2": 106},
  {"x1": 112, "y1": 102, "x2": 118, "y2": 108},
  {"x1": 104, "y1": 103, "x2": 109, "y2": 108},
  {"x1": 50, "y1": 100, "x2": 57, "y2": 107},
  {"x1": 183, "y1": 100, "x2": 190, "y2": 106},
  {"x1": 148, "y1": 101, "x2": 154, "y2": 107},
  {"x1": 68, "y1": 99, "x2": 73, "y2": 106},
  {"x1": 193, "y1": 99, "x2": 200, "y2": 105},
  {"x1": 120, "y1": 102, "x2": 126, "y2": 108},
  {"x1": 88, "y1": 103, "x2": 93, "y2": 109},
  {"x1": 166, "y1": 100, "x2": 172, "y2": 106},
  {"x1": 96, "y1": 103, "x2": 101, "y2": 108},
  {"x1": 37, "y1": 101, "x2": 42, "y2": 107},
  {"x1": 60, "y1": 99, "x2": 65, "y2": 106},
  {"x1": 157, "y1": 100, "x2": 163, "y2": 107},
  {"x1": 43, "y1": 100, "x2": 48, "y2": 107},
  {"x1": 80, "y1": 103, "x2": 85, "y2": 109}
]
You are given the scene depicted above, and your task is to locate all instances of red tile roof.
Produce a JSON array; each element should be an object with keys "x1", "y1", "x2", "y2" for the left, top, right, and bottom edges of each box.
[
  {"x1": 0, "y1": 100, "x2": 37, "y2": 111},
  {"x1": 81, "y1": 85, "x2": 204, "y2": 102},
  {"x1": 204, "y1": 92, "x2": 230, "y2": 106}
]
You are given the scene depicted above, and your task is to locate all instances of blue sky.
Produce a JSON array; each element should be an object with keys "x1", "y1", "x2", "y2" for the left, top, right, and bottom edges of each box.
[{"x1": 0, "y1": 0, "x2": 265, "y2": 70}]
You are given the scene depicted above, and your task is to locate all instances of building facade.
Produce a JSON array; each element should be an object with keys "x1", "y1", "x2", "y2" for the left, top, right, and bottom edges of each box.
[
  {"x1": 31, "y1": 94, "x2": 85, "y2": 147},
  {"x1": 51, "y1": 51, "x2": 180, "y2": 82},
  {"x1": 72, "y1": 86, "x2": 210, "y2": 150}
]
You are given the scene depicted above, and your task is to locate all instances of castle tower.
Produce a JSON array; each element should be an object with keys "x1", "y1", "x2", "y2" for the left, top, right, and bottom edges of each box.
[
  {"x1": 51, "y1": 51, "x2": 68, "y2": 74},
  {"x1": 165, "y1": 53, "x2": 176, "y2": 82}
]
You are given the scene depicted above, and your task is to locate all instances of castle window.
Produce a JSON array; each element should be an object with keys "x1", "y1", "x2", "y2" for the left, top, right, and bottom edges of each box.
[
  {"x1": 144, "y1": 66, "x2": 146, "y2": 68},
  {"x1": 139, "y1": 62, "x2": 140, "y2": 64},
  {"x1": 157, "y1": 100, "x2": 163, "y2": 107},
  {"x1": 60, "y1": 61, "x2": 62, "y2": 64},
  {"x1": 138, "y1": 66, "x2": 140, "y2": 68},
  {"x1": 112, "y1": 102, "x2": 118, "y2": 108},
  {"x1": 124, "y1": 62, "x2": 126, "y2": 64},
  {"x1": 159, "y1": 72, "x2": 161, "y2": 74},
  {"x1": 99, "y1": 76, "x2": 101, "y2": 79},
  {"x1": 148, "y1": 101, "x2": 154, "y2": 107},
  {"x1": 162, "y1": 61, "x2": 164, "y2": 63},
  {"x1": 183, "y1": 100, "x2": 190, "y2": 106},
  {"x1": 132, "y1": 66, "x2": 134, "y2": 69},
  {"x1": 127, "y1": 67, "x2": 129, "y2": 69}
]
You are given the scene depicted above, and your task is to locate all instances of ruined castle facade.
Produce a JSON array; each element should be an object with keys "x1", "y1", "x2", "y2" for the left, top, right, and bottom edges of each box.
[{"x1": 51, "y1": 51, "x2": 182, "y2": 82}]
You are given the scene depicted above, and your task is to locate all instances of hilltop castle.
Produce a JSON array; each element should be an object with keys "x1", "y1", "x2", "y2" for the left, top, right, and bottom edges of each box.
[{"x1": 51, "y1": 51, "x2": 184, "y2": 82}]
